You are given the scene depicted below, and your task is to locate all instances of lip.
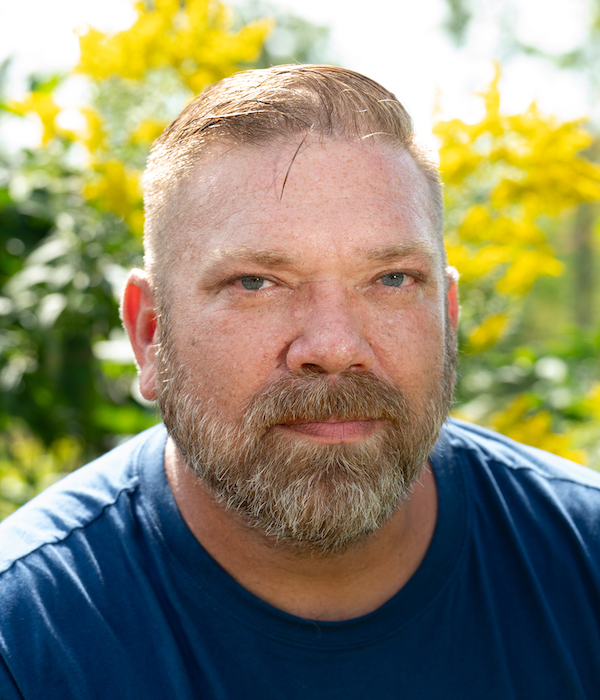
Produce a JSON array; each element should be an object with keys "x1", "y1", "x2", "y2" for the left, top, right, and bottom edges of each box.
[{"x1": 275, "y1": 419, "x2": 381, "y2": 444}]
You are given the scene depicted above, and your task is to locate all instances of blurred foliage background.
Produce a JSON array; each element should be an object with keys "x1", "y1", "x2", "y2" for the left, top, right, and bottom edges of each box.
[{"x1": 1, "y1": 0, "x2": 599, "y2": 519}]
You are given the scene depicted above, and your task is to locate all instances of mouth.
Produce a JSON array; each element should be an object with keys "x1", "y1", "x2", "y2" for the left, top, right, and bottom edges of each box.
[{"x1": 274, "y1": 418, "x2": 382, "y2": 444}]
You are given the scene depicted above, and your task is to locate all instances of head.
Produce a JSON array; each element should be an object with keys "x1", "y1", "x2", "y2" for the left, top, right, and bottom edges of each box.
[{"x1": 123, "y1": 65, "x2": 459, "y2": 556}]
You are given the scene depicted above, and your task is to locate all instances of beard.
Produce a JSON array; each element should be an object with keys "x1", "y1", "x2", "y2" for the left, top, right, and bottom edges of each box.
[{"x1": 156, "y1": 316, "x2": 457, "y2": 556}]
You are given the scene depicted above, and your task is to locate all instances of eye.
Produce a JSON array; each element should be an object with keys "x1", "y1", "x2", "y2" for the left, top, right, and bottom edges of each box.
[
  {"x1": 238, "y1": 276, "x2": 273, "y2": 290},
  {"x1": 379, "y1": 272, "x2": 407, "y2": 287}
]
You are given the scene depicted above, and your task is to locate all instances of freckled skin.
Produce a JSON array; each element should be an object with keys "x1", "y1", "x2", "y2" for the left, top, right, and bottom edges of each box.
[
  {"x1": 123, "y1": 137, "x2": 459, "y2": 620},
  {"x1": 161, "y1": 139, "x2": 451, "y2": 430}
]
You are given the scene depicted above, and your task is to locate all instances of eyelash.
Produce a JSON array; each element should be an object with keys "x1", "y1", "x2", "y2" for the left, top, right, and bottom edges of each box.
[
  {"x1": 224, "y1": 271, "x2": 421, "y2": 291},
  {"x1": 217, "y1": 274, "x2": 277, "y2": 292},
  {"x1": 375, "y1": 270, "x2": 423, "y2": 289}
]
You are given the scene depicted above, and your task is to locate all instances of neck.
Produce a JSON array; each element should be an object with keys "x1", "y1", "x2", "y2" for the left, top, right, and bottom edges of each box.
[{"x1": 164, "y1": 437, "x2": 438, "y2": 621}]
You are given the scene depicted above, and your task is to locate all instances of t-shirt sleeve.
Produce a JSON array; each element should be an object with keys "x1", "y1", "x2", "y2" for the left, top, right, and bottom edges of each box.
[{"x1": 0, "y1": 654, "x2": 25, "y2": 700}]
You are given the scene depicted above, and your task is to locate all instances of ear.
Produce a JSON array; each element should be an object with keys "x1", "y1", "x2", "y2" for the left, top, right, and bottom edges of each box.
[
  {"x1": 121, "y1": 269, "x2": 159, "y2": 401},
  {"x1": 446, "y1": 266, "x2": 460, "y2": 333}
]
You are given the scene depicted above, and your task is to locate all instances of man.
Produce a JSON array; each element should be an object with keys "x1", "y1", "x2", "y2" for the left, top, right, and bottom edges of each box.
[{"x1": 1, "y1": 65, "x2": 599, "y2": 699}]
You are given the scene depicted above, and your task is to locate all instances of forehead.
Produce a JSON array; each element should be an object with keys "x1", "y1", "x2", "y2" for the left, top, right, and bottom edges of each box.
[{"x1": 173, "y1": 138, "x2": 441, "y2": 268}]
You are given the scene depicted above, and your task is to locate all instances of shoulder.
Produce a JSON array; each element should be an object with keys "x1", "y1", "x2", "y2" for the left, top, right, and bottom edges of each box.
[
  {"x1": 0, "y1": 425, "x2": 171, "y2": 696},
  {"x1": 439, "y1": 418, "x2": 600, "y2": 527},
  {"x1": 441, "y1": 417, "x2": 600, "y2": 484},
  {"x1": 0, "y1": 424, "x2": 167, "y2": 576}
]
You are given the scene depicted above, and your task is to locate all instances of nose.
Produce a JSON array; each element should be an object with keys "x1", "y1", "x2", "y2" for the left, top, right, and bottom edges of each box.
[{"x1": 285, "y1": 283, "x2": 376, "y2": 374}]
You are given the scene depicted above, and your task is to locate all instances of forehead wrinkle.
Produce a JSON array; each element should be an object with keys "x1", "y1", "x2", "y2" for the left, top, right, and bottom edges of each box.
[
  {"x1": 201, "y1": 246, "x2": 302, "y2": 271},
  {"x1": 362, "y1": 242, "x2": 440, "y2": 265}
]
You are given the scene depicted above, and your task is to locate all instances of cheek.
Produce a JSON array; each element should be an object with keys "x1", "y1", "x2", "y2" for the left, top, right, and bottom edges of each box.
[
  {"x1": 370, "y1": 304, "x2": 447, "y2": 386},
  {"x1": 176, "y1": 308, "x2": 289, "y2": 410}
]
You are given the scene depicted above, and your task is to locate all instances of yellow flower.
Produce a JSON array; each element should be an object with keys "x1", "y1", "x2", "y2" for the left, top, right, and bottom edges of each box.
[
  {"x1": 130, "y1": 119, "x2": 168, "y2": 145},
  {"x1": 495, "y1": 249, "x2": 563, "y2": 295},
  {"x1": 7, "y1": 91, "x2": 67, "y2": 145},
  {"x1": 467, "y1": 313, "x2": 510, "y2": 351},
  {"x1": 436, "y1": 65, "x2": 600, "y2": 354},
  {"x1": 581, "y1": 384, "x2": 600, "y2": 422},
  {"x1": 80, "y1": 107, "x2": 108, "y2": 156},
  {"x1": 491, "y1": 395, "x2": 586, "y2": 464},
  {"x1": 84, "y1": 161, "x2": 142, "y2": 229},
  {"x1": 76, "y1": 0, "x2": 271, "y2": 86}
]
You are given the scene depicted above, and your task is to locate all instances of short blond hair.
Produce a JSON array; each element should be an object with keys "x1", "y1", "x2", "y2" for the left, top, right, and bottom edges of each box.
[{"x1": 143, "y1": 64, "x2": 443, "y2": 290}]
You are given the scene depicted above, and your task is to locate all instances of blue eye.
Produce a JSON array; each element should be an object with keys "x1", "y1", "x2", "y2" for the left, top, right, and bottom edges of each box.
[
  {"x1": 380, "y1": 273, "x2": 405, "y2": 287},
  {"x1": 240, "y1": 276, "x2": 266, "y2": 290}
]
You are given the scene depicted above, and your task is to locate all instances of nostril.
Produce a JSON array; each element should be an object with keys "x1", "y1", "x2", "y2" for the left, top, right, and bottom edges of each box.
[{"x1": 301, "y1": 363, "x2": 327, "y2": 373}]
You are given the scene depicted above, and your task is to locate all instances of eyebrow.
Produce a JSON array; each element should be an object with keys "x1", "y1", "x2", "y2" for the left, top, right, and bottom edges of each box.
[
  {"x1": 201, "y1": 240, "x2": 438, "y2": 274},
  {"x1": 363, "y1": 242, "x2": 439, "y2": 265},
  {"x1": 201, "y1": 247, "x2": 300, "y2": 273}
]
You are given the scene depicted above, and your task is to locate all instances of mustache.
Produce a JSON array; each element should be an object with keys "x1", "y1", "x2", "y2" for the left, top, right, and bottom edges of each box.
[{"x1": 243, "y1": 368, "x2": 415, "y2": 432}]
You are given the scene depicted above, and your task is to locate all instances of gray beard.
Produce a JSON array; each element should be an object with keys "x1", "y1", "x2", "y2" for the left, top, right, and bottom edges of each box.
[{"x1": 156, "y1": 321, "x2": 457, "y2": 556}]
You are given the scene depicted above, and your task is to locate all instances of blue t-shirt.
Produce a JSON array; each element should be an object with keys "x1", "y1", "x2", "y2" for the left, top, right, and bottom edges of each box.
[{"x1": 1, "y1": 420, "x2": 600, "y2": 699}]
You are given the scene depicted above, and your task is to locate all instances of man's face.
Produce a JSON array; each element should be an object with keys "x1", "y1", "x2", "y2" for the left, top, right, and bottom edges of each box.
[{"x1": 154, "y1": 138, "x2": 457, "y2": 554}]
